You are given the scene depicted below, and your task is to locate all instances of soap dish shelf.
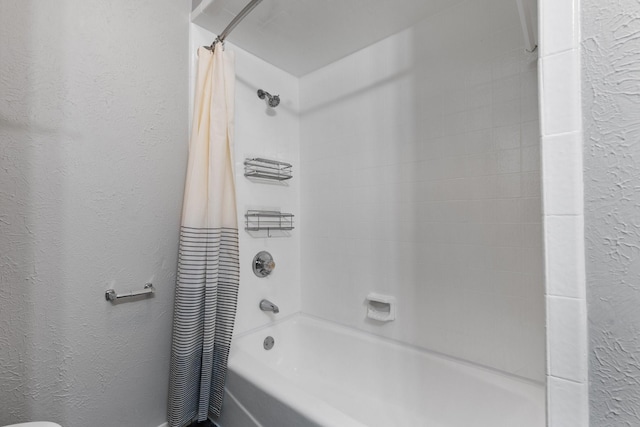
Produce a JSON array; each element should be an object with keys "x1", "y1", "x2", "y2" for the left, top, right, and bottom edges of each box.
[
  {"x1": 245, "y1": 210, "x2": 294, "y2": 234},
  {"x1": 244, "y1": 158, "x2": 293, "y2": 181}
]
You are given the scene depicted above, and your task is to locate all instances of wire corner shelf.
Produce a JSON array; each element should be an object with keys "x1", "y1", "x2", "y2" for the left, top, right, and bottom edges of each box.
[{"x1": 244, "y1": 157, "x2": 293, "y2": 181}]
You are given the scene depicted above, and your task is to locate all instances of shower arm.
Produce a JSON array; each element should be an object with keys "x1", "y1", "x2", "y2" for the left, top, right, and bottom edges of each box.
[{"x1": 205, "y1": 0, "x2": 264, "y2": 50}]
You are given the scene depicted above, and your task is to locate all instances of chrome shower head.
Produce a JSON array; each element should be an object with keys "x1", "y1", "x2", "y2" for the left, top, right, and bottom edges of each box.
[{"x1": 257, "y1": 89, "x2": 280, "y2": 108}]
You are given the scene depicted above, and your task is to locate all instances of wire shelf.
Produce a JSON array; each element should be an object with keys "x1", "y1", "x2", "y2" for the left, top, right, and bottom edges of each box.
[
  {"x1": 244, "y1": 158, "x2": 293, "y2": 181},
  {"x1": 245, "y1": 210, "x2": 294, "y2": 234}
]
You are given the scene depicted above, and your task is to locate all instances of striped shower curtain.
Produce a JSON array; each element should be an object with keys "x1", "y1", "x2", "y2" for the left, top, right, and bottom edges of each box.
[{"x1": 168, "y1": 45, "x2": 239, "y2": 427}]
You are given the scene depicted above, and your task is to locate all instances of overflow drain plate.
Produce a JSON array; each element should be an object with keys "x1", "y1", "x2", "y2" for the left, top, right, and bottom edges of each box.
[{"x1": 263, "y1": 336, "x2": 275, "y2": 350}]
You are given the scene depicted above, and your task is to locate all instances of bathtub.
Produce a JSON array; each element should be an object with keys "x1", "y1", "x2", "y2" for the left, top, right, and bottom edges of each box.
[{"x1": 216, "y1": 314, "x2": 545, "y2": 427}]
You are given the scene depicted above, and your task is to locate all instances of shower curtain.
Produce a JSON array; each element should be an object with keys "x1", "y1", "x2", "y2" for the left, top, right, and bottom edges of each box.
[{"x1": 168, "y1": 45, "x2": 239, "y2": 427}]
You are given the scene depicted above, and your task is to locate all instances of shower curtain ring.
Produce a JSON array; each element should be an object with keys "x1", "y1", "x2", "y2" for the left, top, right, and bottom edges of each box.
[
  {"x1": 205, "y1": 37, "x2": 222, "y2": 52},
  {"x1": 210, "y1": 38, "x2": 225, "y2": 51}
]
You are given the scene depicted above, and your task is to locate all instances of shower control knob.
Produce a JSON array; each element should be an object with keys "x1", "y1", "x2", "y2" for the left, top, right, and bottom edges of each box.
[{"x1": 253, "y1": 251, "x2": 275, "y2": 277}]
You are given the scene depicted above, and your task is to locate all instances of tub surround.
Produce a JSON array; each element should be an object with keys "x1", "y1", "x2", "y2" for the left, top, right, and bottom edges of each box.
[
  {"x1": 190, "y1": 4, "x2": 544, "y2": 425},
  {"x1": 300, "y1": 0, "x2": 544, "y2": 382}
]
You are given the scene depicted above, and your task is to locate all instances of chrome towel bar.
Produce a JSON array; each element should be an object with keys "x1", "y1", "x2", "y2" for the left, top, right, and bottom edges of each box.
[{"x1": 105, "y1": 283, "x2": 154, "y2": 302}]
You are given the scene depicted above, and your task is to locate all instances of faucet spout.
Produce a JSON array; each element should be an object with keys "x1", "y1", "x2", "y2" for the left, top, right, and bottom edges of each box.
[{"x1": 259, "y1": 299, "x2": 279, "y2": 314}]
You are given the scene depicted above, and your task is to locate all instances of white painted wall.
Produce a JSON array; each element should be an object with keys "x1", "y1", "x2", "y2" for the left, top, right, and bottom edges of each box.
[
  {"x1": 0, "y1": 1, "x2": 189, "y2": 426},
  {"x1": 190, "y1": 25, "x2": 301, "y2": 336},
  {"x1": 299, "y1": 0, "x2": 545, "y2": 381}
]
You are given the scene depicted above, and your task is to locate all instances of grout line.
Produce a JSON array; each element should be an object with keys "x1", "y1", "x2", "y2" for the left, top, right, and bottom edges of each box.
[
  {"x1": 548, "y1": 374, "x2": 587, "y2": 386},
  {"x1": 539, "y1": 47, "x2": 580, "y2": 60},
  {"x1": 545, "y1": 294, "x2": 585, "y2": 301}
]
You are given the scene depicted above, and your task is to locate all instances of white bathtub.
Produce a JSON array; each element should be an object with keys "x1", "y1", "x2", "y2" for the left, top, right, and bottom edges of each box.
[{"x1": 216, "y1": 314, "x2": 545, "y2": 427}]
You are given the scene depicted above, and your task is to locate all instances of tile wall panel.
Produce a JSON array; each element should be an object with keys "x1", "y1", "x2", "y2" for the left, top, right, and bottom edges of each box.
[{"x1": 300, "y1": 0, "x2": 545, "y2": 381}]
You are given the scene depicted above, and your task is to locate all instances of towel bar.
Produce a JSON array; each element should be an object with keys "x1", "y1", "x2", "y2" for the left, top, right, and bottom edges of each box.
[{"x1": 105, "y1": 283, "x2": 154, "y2": 302}]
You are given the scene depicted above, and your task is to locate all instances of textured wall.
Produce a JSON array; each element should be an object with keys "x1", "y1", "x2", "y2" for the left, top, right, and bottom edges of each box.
[
  {"x1": 0, "y1": 1, "x2": 189, "y2": 426},
  {"x1": 300, "y1": 0, "x2": 544, "y2": 382},
  {"x1": 583, "y1": 0, "x2": 640, "y2": 425}
]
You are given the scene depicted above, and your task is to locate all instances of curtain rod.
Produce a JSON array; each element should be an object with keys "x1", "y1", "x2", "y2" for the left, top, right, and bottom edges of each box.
[{"x1": 205, "y1": 0, "x2": 264, "y2": 51}]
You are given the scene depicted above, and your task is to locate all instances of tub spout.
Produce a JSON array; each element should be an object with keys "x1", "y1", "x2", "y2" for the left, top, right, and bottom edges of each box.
[{"x1": 260, "y1": 299, "x2": 279, "y2": 314}]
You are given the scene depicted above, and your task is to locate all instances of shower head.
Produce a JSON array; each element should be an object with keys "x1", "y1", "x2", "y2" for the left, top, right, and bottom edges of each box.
[{"x1": 257, "y1": 89, "x2": 280, "y2": 108}]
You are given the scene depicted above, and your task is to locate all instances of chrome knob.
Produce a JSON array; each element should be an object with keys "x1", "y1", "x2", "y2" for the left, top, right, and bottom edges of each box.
[{"x1": 253, "y1": 251, "x2": 275, "y2": 277}]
